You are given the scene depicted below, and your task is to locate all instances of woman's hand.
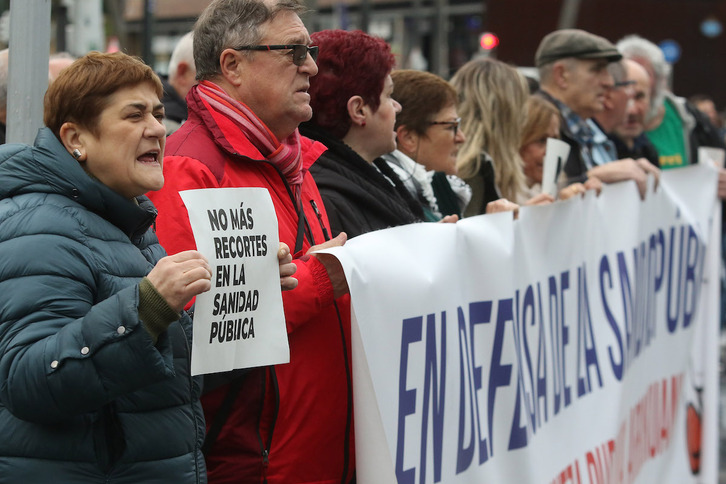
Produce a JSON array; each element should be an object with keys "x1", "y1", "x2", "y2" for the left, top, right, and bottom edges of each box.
[
  {"x1": 485, "y1": 198, "x2": 520, "y2": 219},
  {"x1": 308, "y1": 232, "x2": 350, "y2": 299},
  {"x1": 583, "y1": 176, "x2": 603, "y2": 195},
  {"x1": 523, "y1": 193, "x2": 554, "y2": 206},
  {"x1": 437, "y1": 214, "x2": 459, "y2": 224},
  {"x1": 558, "y1": 182, "x2": 586, "y2": 200},
  {"x1": 147, "y1": 250, "x2": 213, "y2": 312},
  {"x1": 278, "y1": 242, "x2": 298, "y2": 291}
]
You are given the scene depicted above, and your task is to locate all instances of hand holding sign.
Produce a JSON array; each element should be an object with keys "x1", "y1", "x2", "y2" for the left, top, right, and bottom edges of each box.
[
  {"x1": 278, "y1": 242, "x2": 298, "y2": 291},
  {"x1": 147, "y1": 250, "x2": 213, "y2": 312}
]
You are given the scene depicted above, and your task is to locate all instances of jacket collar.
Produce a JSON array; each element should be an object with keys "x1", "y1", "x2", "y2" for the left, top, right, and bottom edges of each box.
[
  {"x1": 0, "y1": 127, "x2": 156, "y2": 239},
  {"x1": 185, "y1": 84, "x2": 327, "y2": 171}
]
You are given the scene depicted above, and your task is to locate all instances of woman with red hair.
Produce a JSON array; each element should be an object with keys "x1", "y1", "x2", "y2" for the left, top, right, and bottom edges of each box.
[{"x1": 300, "y1": 29, "x2": 424, "y2": 239}]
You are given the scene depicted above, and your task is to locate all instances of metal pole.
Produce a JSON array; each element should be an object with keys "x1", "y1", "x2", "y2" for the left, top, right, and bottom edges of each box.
[
  {"x1": 142, "y1": 0, "x2": 154, "y2": 66},
  {"x1": 360, "y1": 0, "x2": 370, "y2": 32},
  {"x1": 432, "y1": 0, "x2": 448, "y2": 77},
  {"x1": 7, "y1": 0, "x2": 51, "y2": 145},
  {"x1": 557, "y1": 0, "x2": 582, "y2": 30},
  {"x1": 408, "y1": 0, "x2": 422, "y2": 67},
  {"x1": 105, "y1": 0, "x2": 129, "y2": 50},
  {"x1": 55, "y1": 3, "x2": 68, "y2": 52},
  {"x1": 303, "y1": 0, "x2": 319, "y2": 36}
]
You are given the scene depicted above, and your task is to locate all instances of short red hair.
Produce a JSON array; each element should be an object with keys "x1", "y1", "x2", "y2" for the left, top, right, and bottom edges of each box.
[
  {"x1": 307, "y1": 29, "x2": 396, "y2": 139},
  {"x1": 44, "y1": 51, "x2": 162, "y2": 139}
]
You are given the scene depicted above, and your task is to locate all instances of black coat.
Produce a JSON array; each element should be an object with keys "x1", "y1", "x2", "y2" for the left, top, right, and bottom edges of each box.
[{"x1": 300, "y1": 123, "x2": 423, "y2": 239}]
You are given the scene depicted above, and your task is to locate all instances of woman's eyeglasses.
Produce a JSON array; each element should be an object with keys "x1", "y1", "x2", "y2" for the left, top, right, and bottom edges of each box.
[
  {"x1": 233, "y1": 44, "x2": 319, "y2": 67},
  {"x1": 428, "y1": 117, "x2": 461, "y2": 137}
]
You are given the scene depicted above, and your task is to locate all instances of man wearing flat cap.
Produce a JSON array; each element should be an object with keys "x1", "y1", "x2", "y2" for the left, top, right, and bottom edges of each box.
[{"x1": 535, "y1": 29, "x2": 660, "y2": 196}]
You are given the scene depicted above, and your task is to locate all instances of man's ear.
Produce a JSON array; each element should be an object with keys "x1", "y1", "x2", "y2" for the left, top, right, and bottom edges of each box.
[
  {"x1": 219, "y1": 49, "x2": 244, "y2": 86},
  {"x1": 552, "y1": 61, "x2": 569, "y2": 89},
  {"x1": 602, "y1": 92, "x2": 614, "y2": 111},
  {"x1": 175, "y1": 61, "x2": 190, "y2": 79},
  {"x1": 346, "y1": 95, "x2": 367, "y2": 128},
  {"x1": 59, "y1": 122, "x2": 86, "y2": 160},
  {"x1": 395, "y1": 125, "x2": 419, "y2": 155}
]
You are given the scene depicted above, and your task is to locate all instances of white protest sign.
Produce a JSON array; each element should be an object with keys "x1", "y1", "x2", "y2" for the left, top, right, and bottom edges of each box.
[
  {"x1": 542, "y1": 138, "x2": 570, "y2": 197},
  {"x1": 179, "y1": 187, "x2": 289, "y2": 376}
]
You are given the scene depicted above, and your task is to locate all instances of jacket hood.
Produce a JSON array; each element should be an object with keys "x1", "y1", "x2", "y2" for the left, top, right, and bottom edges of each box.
[{"x1": 0, "y1": 127, "x2": 156, "y2": 239}]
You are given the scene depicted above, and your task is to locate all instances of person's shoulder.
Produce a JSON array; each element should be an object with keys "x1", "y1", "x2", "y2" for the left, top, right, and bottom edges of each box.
[
  {"x1": 0, "y1": 141, "x2": 31, "y2": 162},
  {"x1": 301, "y1": 135, "x2": 328, "y2": 169},
  {"x1": 165, "y1": 117, "x2": 210, "y2": 154},
  {"x1": 0, "y1": 193, "x2": 93, "y2": 248}
]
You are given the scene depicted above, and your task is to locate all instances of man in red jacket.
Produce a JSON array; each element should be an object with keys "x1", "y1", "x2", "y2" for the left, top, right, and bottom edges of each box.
[{"x1": 147, "y1": 0, "x2": 353, "y2": 482}]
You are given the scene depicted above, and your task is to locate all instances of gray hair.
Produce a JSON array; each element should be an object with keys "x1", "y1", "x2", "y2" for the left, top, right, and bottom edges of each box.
[
  {"x1": 616, "y1": 35, "x2": 670, "y2": 122},
  {"x1": 537, "y1": 62, "x2": 555, "y2": 86},
  {"x1": 607, "y1": 60, "x2": 626, "y2": 84},
  {"x1": 193, "y1": 0, "x2": 306, "y2": 81},
  {"x1": 168, "y1": 32, "x2": 195, "y2": 78},
  {"x1": 537, "y1": 57, "x2": 577, "y2": 87}
]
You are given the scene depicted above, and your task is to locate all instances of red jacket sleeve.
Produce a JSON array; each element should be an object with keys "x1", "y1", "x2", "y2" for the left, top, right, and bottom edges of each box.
[
  {"x1": 148, "y1": 156, "x2": 220, "y2": 256},
  {"x1": 281, "y1": 255, "x2": 338, "y2": 333}
]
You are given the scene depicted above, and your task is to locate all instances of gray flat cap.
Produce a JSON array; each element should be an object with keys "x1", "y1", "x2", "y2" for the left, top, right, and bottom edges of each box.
[{"x1": 535, "y1": 29, "x2": 622, "y2": 67}]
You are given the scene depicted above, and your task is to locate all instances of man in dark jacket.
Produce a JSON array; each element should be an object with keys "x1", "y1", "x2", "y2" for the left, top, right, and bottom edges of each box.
[{"x1": 535, "y1": 29, "x2": 658, "y2": 196}]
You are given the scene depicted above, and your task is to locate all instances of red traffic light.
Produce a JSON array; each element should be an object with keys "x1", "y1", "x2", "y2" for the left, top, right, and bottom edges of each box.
[{"x1": 479, "y1": 32, "x2": 499, "y2": 50}]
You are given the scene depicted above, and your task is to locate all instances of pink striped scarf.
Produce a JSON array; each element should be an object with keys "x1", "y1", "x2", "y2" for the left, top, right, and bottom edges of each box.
[{"x1": 196, "y1": 80, "x2": 304, "y2": 190}]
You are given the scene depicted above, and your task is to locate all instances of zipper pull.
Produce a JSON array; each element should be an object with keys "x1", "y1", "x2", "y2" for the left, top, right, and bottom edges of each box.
[
  {"x1": 262, "y1": 449, "x2": 269, "y2": 467},
  {"x1": 310, "y1": 200, "x2": 330, "y2": 241}
]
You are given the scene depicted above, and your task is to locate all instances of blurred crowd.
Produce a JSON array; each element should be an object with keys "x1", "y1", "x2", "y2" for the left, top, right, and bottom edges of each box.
[{"x1": 0, "y1": 0, "x2": 723, "y2": 482}]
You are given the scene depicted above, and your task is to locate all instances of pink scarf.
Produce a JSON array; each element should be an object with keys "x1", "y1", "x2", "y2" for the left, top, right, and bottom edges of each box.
[{"x1": 196, "y1": 80, "x2": 304, "y2": 190}]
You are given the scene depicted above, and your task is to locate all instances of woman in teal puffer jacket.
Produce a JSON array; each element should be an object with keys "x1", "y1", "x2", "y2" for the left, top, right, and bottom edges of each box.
[{"x1": 0, "y1": 52, "x2": 216, "y2": 483}]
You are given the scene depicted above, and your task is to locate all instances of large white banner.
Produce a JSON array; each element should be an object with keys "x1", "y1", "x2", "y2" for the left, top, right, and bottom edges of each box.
[{"x1": 326, "y1": 164, "x2": 720, "y2": 484}]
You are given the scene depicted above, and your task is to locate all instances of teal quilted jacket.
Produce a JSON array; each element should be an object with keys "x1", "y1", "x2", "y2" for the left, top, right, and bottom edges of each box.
[{"x1": 0, "y1": 128, "x2": 206, "y2": 483}]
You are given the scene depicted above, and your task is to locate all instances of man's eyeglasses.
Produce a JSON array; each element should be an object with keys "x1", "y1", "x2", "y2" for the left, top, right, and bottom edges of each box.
[
  {"x1": 428, "y1": 117, "x2": 461, "y2": 137},
  {"x1": 608, "y1": 80, "x2": 636, "y2": 90},
  {"x1": 233, "y1": 44, "x2": 319, "y2": 67}
]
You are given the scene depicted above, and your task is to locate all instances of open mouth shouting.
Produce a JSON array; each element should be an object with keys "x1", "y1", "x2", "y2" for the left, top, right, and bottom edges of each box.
[{"x1": 137, "y1": 149, "x2": 161, "y2": 165}]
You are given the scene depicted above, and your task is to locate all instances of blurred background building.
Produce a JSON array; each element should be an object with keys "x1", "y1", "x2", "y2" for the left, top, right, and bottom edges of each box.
[{"x1": 0, "y1": 0, "x2": 724, "y2": 105}]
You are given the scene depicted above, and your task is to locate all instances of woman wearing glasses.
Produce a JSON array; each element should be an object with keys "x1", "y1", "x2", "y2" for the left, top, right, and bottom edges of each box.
[
  {"x1": 381, "y1": 69, "x2": 471, "y2": 221},
  {"x1": 300, "y1": 29, "x2": 424, "y2": 238}
]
